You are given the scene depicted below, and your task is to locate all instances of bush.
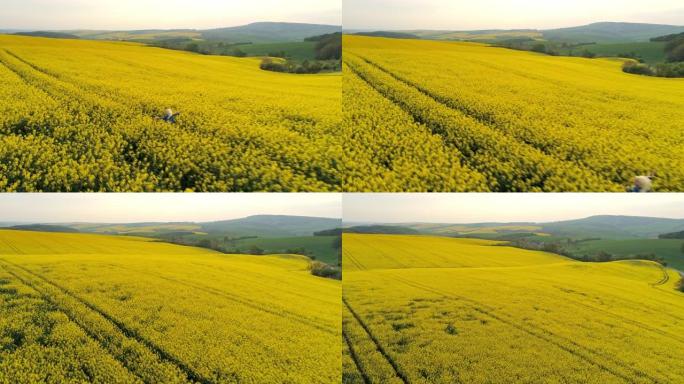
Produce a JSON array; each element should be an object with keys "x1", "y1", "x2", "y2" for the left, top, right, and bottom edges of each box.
[
  {"x1": 623, "y1": 61, "x2": 654, "y2": 76},
  {"x1": 309, "y1": 261, "x2": 341, "y2": 280},
  {"x1": 654, "y1": 62, "x2": 684, "y2": 78},
  {"x1": 259, "y1": 58, "x2": 287, "y2": 72}
]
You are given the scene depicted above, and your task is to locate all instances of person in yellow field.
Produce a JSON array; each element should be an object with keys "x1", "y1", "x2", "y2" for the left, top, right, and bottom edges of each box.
[
  {"x1": 159, "y1": 108, "x2": 180, "y2": 123},
  {"x1": 628, "y1": 175, "x2": 653, "y2": 192}
]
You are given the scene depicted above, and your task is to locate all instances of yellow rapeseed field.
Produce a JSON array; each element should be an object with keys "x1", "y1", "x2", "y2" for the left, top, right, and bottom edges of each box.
[
  {"x1": 0, "y1": 230, "x2": 341, "y2": 383},
  {"x1": 0, "y1": 35, "x2": 341, "y2": 192},
  {"x1": 343, "y1": 35, "x2": 684, "y2": 192},
  {"x1": 343, "y1": 233, "x2": 684, "y2": 383}
]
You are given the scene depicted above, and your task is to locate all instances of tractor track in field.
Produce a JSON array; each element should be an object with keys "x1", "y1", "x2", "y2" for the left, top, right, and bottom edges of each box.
[
  {"x1": 347, "y1": 53, "x2": 627, "y2": 185},
  {"x1": 0, "y1": 259, "x2": 215, "y2": 384},
  {"x1": 343, "y1": 297, "x2": 412, "y2": 384},
  {"x1": 2, "y1": 49, "x2": 339, "y2": 190},
  {"x1": 112, "y1": 264, "x2": 338, "y2": 335},
  {"x1": 652, "y1": 265, "x2": 670, "y2": 286},
  {"x1": 0, "y1": 49, "x2": 161, "y2": 125},
  {"x1": 389, "y1": 273, "x2": 658, "y2": 384},
  {"x1": 342, "y1": 329, "x2": 372, "y2": 384},
  {"x1": 344, "y1": 56, "x2": 618, "y2": 192},
  {"x1": 343, "y1": 248, "x2": 366, "y2": 271},
  {"x1": 458, "y1": 270, "x2": 684, "y2": 346},
  {"x1": 3, "y1": 49, "x2": 159, "y2": 119},
  {"x1": 0, "y1": 262, "x2": 148, "y2": 383}
]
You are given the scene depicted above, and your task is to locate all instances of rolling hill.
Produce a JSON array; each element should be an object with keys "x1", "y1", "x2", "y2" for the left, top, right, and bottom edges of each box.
[
  {"x1": 349, "y1": 216, "x2": 684, "y2": 271},
  {"x1": 368, "y1": 22, "x2": 684, "y2": 44},
  {"x1": 14, "y1": 31, "x2": 80, "y2": 39},
  {"x1": 343, "y1": 233, "x2": 684, "y2": 383},
  {"x1": 0, "y1": 215, "x2": 343, "y2": 265},
  {"x1": 60, "y1": 22, "x2": 341, "y2": 44},
  {"x1": 199, "y1": 215, "x2": 342, "y2": 237},
  {"x1": 0, "y1": 34, "x2": 341, "y2": 191},
  {"x1": 0, "y1": 230, "x2": 341, "y2": 383},
  {"x1": 201, "y1": 22, "x2": 341, "y2": 43},
  {"x1": 360, "y1": 216, "x2": 684, "y2": 239},
  {"x1": 542, "y1": 215, "x2": 684, "y2": 238},
  {"x1": 543, "y1": 22, "x2": 684, "y2": 43}
]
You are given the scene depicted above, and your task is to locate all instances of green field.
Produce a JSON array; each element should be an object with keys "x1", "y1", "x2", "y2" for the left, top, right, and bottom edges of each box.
[
  {"x1": 228, "y1": 236, "x2": 339, "y2": 265},
  {"x1": 567, "y1": 239, "x2": 684, "y2": 270},
  {"x1": 0, "y1": 230, "x2": 341, "y2": 383},
  {"x1": 239, "y1": 41, "x2": 317, "y2": 60},
  {"x1": 560, "y1": 42, "x2": 667, "y2": 64}
]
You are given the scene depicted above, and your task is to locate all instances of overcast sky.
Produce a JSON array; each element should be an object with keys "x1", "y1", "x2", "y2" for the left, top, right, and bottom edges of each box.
[
  {"x1": 343, "y1": 194, "x2": 684, "y2": 224},
  {"x1": 0, "y1": 194, "x2": 341, "y2": 223},
  {"x1": 0, "y1": 0, "x2": 341, "y2": 30},
  {"x1": 344, "y1": 0, "x2": 684, "y2": 30}
]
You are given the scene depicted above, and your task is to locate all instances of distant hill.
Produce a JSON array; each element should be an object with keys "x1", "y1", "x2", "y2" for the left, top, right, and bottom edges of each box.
[
  {"x1": 659, "y1": 230, "x2": 684, "y2": 239},
  {"x1": 357, "y1": 22, "x2": 684, "y2": 44},
  {"x1": 367, "y1": 215, "x2": 684, "y2": 240},
  {"x1": 9, "y1": 224, "x2": 80, "y2": 233},
  {"x1": 200, "y1": 215, "x2": 341, "y2": 237},
  {"x1": 344, "y1": 225, "x2": 420, "y2": 235},
  {"x1": 543, "y1": 22, "x2": 684, "y2": 43},
  {"x1": 15, "y1": 31, "x2": 80, "y2": 39},
  {"x1": 651, "y1": 31, "x2": 684, "y2": 42},
  {"x1": 542, "y1": 215, "x2": 684, "y2": 239},
  {"x1": 354, "y1": 31, "x2": 421, "y2": 39},
  {"x1": 201, "y1": 22, "x2": 341, "y2": 43},
  {"x1": 15, "y1": 215, "x2": 340, "y2": 238},
  {"x1": 58, "y1": 23, "x2": 340, "y2": 44}
]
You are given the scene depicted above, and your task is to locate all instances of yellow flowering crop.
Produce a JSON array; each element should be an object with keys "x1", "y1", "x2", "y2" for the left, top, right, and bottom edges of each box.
[
  {"x1": 343, "y1": 35, "x2": 684, "y2": 191},
  {"x1": 0, "y1": 230, "x2": 341, "y2": 383},
  {"x1": 343, "y1": 233, "x2": 684, "y2": 383},
  {"x1": 0, "y1": 35, "x2": 342, "y2": 191}
]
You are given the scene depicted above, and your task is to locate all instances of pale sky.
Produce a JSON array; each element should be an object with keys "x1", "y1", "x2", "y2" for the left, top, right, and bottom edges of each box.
[
  {"x1": 0, "y1": 194, "x2": 341, "y2": 223},
  {"x1": 343, "y1": 194, "x2": 684, "y2": 224},
  {"x1": 344, "y1": 0, "x2": 684, "y2": 30},
  {"x1": 0, "y1": 0, "x2": 341, "y2": 30}
]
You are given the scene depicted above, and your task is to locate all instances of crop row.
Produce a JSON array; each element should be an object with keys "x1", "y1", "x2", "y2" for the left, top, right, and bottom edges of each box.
[
  {"x1": 344, "y1": 53, "x2": 621, "y2": 191},
  {"x1": 343, "y1": 36, "x2": 684, "y2": 191},
  {"x1": 0, "y1": 36, "x2": 343, "y2": 191},
  {"x1": 0, "y1": 260, "x2": 194, "y2": 383}
]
